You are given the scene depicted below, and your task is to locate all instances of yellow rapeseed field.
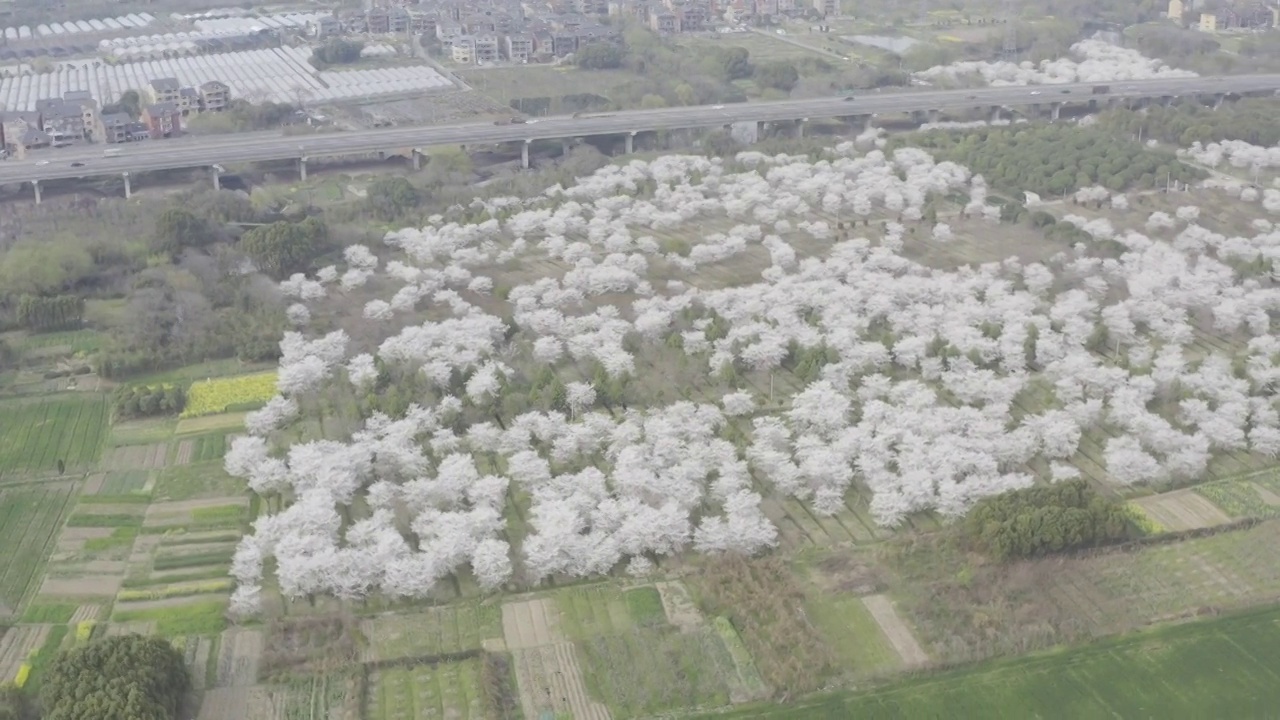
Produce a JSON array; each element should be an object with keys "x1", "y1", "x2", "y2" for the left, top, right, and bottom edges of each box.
[{"x1": 181, "y1": 371, "x2": 278, "y2": 418}]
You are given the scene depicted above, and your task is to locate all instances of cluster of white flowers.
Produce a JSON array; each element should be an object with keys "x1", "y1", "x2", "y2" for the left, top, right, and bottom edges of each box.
[
  {"x1": 230, "y1": 141, "x2": 1280, "y2": 614},
  {"x1": 915, "y1": 38, "x2": 1196, "y2": 86}
]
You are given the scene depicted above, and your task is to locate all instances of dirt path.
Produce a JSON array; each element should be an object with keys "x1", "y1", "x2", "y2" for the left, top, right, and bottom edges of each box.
[
  {"x1": 1252, "y1": 483, "x2": 1280, "y2": 507},
  {"x1": 862, "y1": 595, "x2": 929, "y2": 667},
  {"x1": 502, "y1": 598, "x2": 610, "y2": 720},
  {"x1": 214, "y1": 627, "x2": 263, "y2": 687},
  {"x1": 1132, "y1": 490, "x2": 1231, "y2": 531},
  {"x1": 40, "y1": 575, "x2": 122, "y2": 597}
]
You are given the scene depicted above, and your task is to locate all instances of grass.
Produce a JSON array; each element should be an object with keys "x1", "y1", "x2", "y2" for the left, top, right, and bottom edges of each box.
[
  {"x1": 174, "y1": 412, "x2": 249, "y2": 437},
  {"x1": 555, "y1": 584, "x2": 633, "y2": 641},
  {"x1": 365, "y1": 603, "x2": 503, "y2": 662},
  {"x1": 703, "y1": 604, "x2": 1280, "y2": 719},
  {"x1": 193, "y1": 433, "x2": 228, "y2": 462},
  {"x1": 24, "y1": 623, "x2": 69, "y2": 695},
  {"x1": 578, "y1": 627, "x2": 734, "y2": 717},
  {"x1": 804, "y1": 593, "x2": 901, "y2": 677},
  {"x1": 0, "y1": 394, "x2": 108, "y2": 476},
  {"x1": 20, "y1": 602, "x2": 76, "y2": 623},
  {"x1": 0, "y1": 483, "x2": 78, "y2": 610},
  {"x1": 84, "y1": 527, "x2": 139, "y2": 552},
  {"x1": 116, "y1": 579, "x2": 234, "y2": 602},
  {"x1": 153, "y1": 461, "x2": 245, "y2": 501},
  {"x1": 78, "y1": 492, "x2": 152, "y2": 504},
  {"x1": 1194, "y1": 479, "x2": 1280, "y2": 520},
  {"x1": 111, "y1": 599, "x2": 228, "y2": 636},
  {"x1": 65, "y1": 513, "x2": 144, "y2": 528},
  {"x1": 711, "y1": 616, "x2": 767, "y2": 697},
  {"x1": 122, "y1": 566, "x2": 230, "y2": 588},
  {"x1": 283, "y1": 673, "x2": 359, "y2": 720},
  {"x1": 107, "y1": 417, "x2": 176, "y2": 447},
  {"x1": 369, "y1": 659, "x2": 485, "y2": 720},
  {"x1": 152, "y1": 549, "x2": 236, "y2": 572},
  {"x1": 12, "y1": 329, "x2": 104, "y2": 354},
  {"x1": 190, "y1": 504, "x2": 248, "y2": 524},
  {"x1": 88, "y1": 471, "x2": 151, "y2": 496},
  {"x1": 624, "y1": 586, "x2": 667, "y2": 627}
]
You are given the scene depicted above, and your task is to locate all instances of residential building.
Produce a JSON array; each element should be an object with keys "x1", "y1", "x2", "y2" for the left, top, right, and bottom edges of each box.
[
  {"x1": 677, "y1": 6, "x2": 708, "y2": 29},
  {"x1": 811, "y1": 0, "x2": 836, "y2": 16},
  {"x1": 650, "y1": 11, "x2": 678, "y2": 31},
  {"x1": 408, "y1": 9, "x2": 438, "y2": 33},
  {"x1": 0, "y1": 110, "x2": 41, "y2": 157},
  {"x1": 339, "y1": 10, "x2": 368, "y2": 33},
  {"x1": 437, "y1": 20, "x2": 464, "y2": 46},
  {"x1": 474, "y1": 33, "x2": 500, "y2": 61},
  {"x1": 367, "y1": 8, "x2": 391, "y2": 33},
  {"x1": 452, "y1": 35, "x2": 476, "y2": 62},
  {"x1": 99, "y1": 112, "x2": 131, "y2": 143},
  {"x1": 575, "y1": 0, "x2": 610, "y2": 14},
  {"x1": 309, "y1": 14, "x2": 341, "y2": 37},
  {"x1": 505, "y1": 33, "x2": 533, "y2": 62},
  {"x1": 388, "y1": 7, "x2": 412, "y2": 32},
  {"x1": 36, "y1": 92, "x2": 98, "y2": 142},
  {"x1": 1167, "y1": 0, "x2": 1184, "y2": 20},
  {"x1": 177, "y1": 87, "x2": 201, "y2": 117},
  {"x1": 1198, "y1": 11, "x2": 1218, "y2": 30},
  {"x1": 199, "y1": 81, "x2": 230, "y2": 112},
  {"x1": 141, "y1": 102, "x2": 181, "y2": 138},
  {"x1": 125, "y1": 121, "x2": 150, "y2": 141},
  {"x1": 146, "y1": 77, "x2": 181, "y2": 105}
]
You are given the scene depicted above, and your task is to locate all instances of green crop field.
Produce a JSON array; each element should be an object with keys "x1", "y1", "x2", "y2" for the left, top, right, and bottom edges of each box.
[
  {"x1": 0, "y1": 395, "x2": 108, "y2": 477},
  {"x1": 364, "y1": 603, "x2": 502, "y2": 662},
  {"x1": 708, "y1": 605, "x2": 1280, "y2": 719},
  {"x1": 367, "y1": 659, "x2": 485, "y2": 720},
  {"x1": 0, "y1": 482, "x2": 78, "y2": 612}
]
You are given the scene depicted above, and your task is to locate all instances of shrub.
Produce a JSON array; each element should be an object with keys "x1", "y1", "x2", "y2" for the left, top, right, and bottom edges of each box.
[{"x1": 112, "y1": 384, "x2": 185, "y2": 420}]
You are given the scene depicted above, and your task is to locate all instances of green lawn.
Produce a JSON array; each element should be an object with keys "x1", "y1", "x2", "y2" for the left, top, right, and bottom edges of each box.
[
  {"x1": 704, "y1": 605, "x2": 1280, "y2": 719},
  {"x1": 0, "y1": 482, "x2": 78, "y2": 611}
]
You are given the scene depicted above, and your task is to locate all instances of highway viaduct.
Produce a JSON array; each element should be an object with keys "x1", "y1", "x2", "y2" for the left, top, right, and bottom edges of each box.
[{"x1": 7, "y1": 74, "x2": 1280, "y2": 203}]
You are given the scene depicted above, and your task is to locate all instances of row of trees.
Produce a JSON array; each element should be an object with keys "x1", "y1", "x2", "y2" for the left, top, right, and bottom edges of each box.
[
  {"x1": 1096, "y1": 98, "x2": 1280, "y2": 149},
  {"x1": 963, "y1": 480, "x2": 1133, "y2": 561},
  {"x1": 15, "y1": 294, "x2": 83, "y2": 331},
  {"x1": 900, "y1": 125, "x2": 1204, "y2": 197},
  {"x1": 112, "y1": 384, "x2": 186, "y2": 419}
]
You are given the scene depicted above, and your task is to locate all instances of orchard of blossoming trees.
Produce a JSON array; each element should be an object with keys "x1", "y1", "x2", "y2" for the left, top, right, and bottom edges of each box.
[{"x1": 224, "y1": 133, "x2": 1280, "y2": 615}]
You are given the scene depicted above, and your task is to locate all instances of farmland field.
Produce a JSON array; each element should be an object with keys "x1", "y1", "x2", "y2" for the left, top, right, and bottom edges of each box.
[
  {"x1": 182, "y1": 372, "x2": 277, "y2": 418},
  {"x1": 368, "y1": 660, "x2": 485, "y2": 720},
  {"x1": 0, "y1": 395, "x2": 107, "y2": 477},
  {"x1": 0, "y1": 482, "x2": 78, "y2": 613},
  {"x1": 705, "y1": 605, "x2": 1280, "y2": 719},
  {"x1": 363, "y1": 603, "x2": 502, "y2": 662}
]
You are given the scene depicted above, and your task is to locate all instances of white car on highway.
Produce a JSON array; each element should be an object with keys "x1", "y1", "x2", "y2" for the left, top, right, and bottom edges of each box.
[
  {"x1": 712, "y1": 105, "x2": 725, "y2": 109},
  {"x1": 1029, "y1": 90, "x2": 1042, "y2": 96},
  {"x1": 35, "y1": 160, "x2": 49, "y2": 165}
]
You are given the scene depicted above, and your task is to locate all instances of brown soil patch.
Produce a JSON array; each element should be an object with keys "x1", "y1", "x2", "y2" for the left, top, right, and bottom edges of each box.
[
  {"x1": 1251, "y1": 483, "x2": 1280, "y2": 507},
  {"x1": 214, "y1": 627, "x2": 263, "y2": 687},
  {"x1": 40, "y1": 576, "x2": 122, "y2": 597},
  {"x1": 128, "y1": 536, "x2": 163, "y2": 565},
  {"x1": 70, "y1": 604, "x2": 101, "y2": 624},
  {"x1": 59, "y1": 527, "x2": 114, "y2": 541},
  {"x1": 83, "y1": 473, "x2": 106, "y2": 494},
  {"x1": 502, "y1": 599, "x2": 609, "y2": 720},
  {"x1": 0, "y1": 625, "x2": 50, "y2": 681},
  {"x1": 148, "y1": 497, "x2": 249, "y2": 515},
  {"x1": 174, "y1": 440, "x2": 195, "y2": 467},
  {"x1": 653, "y1": 581, "x2": 704, "y2": 632},
  {"x1": 863, "y1": 594, "x2": 929, "y2": 667},
  {"x1": 1132, "y1": 490, "x2": 1232, "y2": 531}
]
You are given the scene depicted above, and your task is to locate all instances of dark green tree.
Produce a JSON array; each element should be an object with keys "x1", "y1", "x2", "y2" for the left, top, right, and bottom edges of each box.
[
  {"x1": 753, "y1": 61, "x2": 799, "y2": 91},
  {"x1": 366, "y1": 176, "x2": 422, "y2": 220},
  {"x1": 41, "y1": 634, "x2": 190, "y2": 720},
  {"x1": 151, "y1": 207, "x2": 216, "y2": 258},
  {"x1": 575, "y1": 42, "x2": 625, "y2": 69},
  {"x1": 239, "y1": 218, "x2": 327, "y2": 279}
]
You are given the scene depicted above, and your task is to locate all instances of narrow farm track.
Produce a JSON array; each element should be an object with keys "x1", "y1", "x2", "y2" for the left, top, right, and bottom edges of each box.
[
  {"x1": 863, "y1": 595, "x2": 929, "y2": 667},
  {"x1": 503, "y1": 598, "x2": 611, "y2": 720},
  {"x1": 0, "y1": 625, "x2": 50, "y2": 681}
]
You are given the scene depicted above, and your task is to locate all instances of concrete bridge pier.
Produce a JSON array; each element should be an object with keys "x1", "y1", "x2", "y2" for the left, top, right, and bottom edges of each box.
[
  {"x1": 796, "y1": 118, "x2": 808, "y2": 138},
  {"x1": 212, "y1": 167, "x2": 221, "y2": 191},
  {"x1": 411, "y1": 149, "x2": 423, "y2": 170},
  {"x1": 625, "y1": 131, "x2": 636, "y2": 154},
  {"x1": 1051, "y1": 102, "x2": 1062, "y2": 121},
  {"x1": 298, "y1": 157, "x2": 308, "y2": 181},
  {"x1": 521, "y1": 139, "x2": 531, "y2": 169},
  {"x1": 122, "y1": 172, "x2": 131, "y2": 199},
  {"x1": 990, "y1": 106, "x2": 1003, "y2": 123},
  {"x1": 32, "y1": 180, "x2": 40, "y2": 205},
  {"x1": 1213, "y1": 93, "x2": 1225, "y2": 110}
]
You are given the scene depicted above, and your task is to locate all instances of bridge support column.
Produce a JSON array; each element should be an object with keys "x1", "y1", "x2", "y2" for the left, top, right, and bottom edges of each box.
[
  {"x1": 1051, "y1": 102, "x2": 1062, "y2": 121},
  {"x1": 521, "y1": 139, "x2": 531, "y2": 170},
  {"x1": 796, "y1": 119, "x2": 807, "y2": 138},
  {"x1": 32, "y1": 180, "x2": 40, "y2": 205},
  {"x1": 411, "y1": 149, "x2": 423, "y2": 170},
  {"x1": 928, "y1": 109, "x2": 940, "y2": 124},
  {"x1": 298, "y1": 157, "x2": 308, "y2": 181},
  {"x1": 212, "y1": 168, "x2": 221, "y2": 191},
  {"x1": 625, "y1": 131, "x2": 636, "y2": 154},
  {"x1": 122, "y1": 172, "x2": 131, "y2": 199},
  {"x1": 990, "y1": 106, "x2": 1002, "y2": 123},
  {"x1": 1213, "y1": 93, "x2": 1225, "y2": 110}
]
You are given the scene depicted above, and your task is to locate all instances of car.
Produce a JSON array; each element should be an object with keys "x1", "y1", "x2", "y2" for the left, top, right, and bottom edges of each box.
[
  {"x1": 1060, "y1": 89, "x2": 1071, "y2": 94},
  {"x1": 526, "y1": 119, "x2": 538, "y2": 124},
  {"x1": 712, "y1": 104, "x2": 725, "y2": 109},
  {"x1": 70, "y1": 161, "x2": 84, "y2": 167},
  {"x1": 843, "y1": 96, "x2": 855, "y2": 101},
  {"x1": 966, "y1": 94, "x2": 977, "y2": 100},
  {"x1": 35, "y1": 160, "x2": 49, "y2": 165},
  {"x1": 1029, "y1": 90, "x2": 1042, "y2": 96}
]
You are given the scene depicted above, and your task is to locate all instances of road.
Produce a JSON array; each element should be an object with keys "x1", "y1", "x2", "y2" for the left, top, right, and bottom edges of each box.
[{"x1": 6, "y1": 74, "x2": 1278, "y2": 186}]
